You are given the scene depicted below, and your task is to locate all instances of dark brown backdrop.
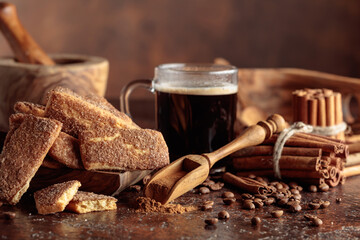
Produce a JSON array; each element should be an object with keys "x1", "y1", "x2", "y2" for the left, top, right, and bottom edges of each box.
[{"x1": 1, "y1": 0, "x2": 359, "y2": 99}]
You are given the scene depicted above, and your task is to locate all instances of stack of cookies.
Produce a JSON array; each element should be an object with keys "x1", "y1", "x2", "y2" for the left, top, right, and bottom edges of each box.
[{"x1": 0, "y1": 87, "x2": 170, "y2": 214}]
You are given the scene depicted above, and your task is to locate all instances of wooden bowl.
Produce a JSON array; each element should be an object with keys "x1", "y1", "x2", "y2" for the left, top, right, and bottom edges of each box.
[{"x1": 0, "y1": 53, "x2": 109, "y2": 131}]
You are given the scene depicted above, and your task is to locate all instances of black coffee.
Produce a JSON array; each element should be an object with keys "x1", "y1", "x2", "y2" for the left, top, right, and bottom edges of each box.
[{"x1": 155, "y1": 86, "x2": 237, "y2": 161}]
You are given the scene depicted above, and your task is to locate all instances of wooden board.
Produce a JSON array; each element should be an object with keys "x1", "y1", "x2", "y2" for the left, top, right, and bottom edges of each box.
[{"x1": 30, "y1": 167, "x2": 151, "y2": 196}]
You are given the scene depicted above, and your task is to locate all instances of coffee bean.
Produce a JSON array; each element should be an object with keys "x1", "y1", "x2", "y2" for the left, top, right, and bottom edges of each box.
[
  {"x1": 201, "y1": 204, "x2": 213, "y2": 211},
  {"x1": 243, "y1": 199, "x2": 253, "y2": 204},
  {"x1": 223, "y1": 197, "x2": 236, "y2": 205},
  {"x1": 288, "y1": 182, "x2": 298, "y2": 189},
  {"x1": 311, "y1": 198, "x2": 324, "y2": 204},
  {"x1": 289, "y1": 204, "x2": 302, "y2": 213},
  {"x1": 254, "y1": 201, "x2": 264, "y2": 208},
  {"x1": 319, "y1": 183, "x2": 329, "y2": 192},
  {"x1": 336, "y1": 197, "x2": 342, "y2": 203},
  {"x1": 203, "y1": 200, "x2": 214, "y2": 206},
  {"x1": 271, "y1": 210, "x2": 284, "y2": 218},
  {"x1": 320, "y1": 201, "x2": 330, "y2": 209},
  {"x1": 255, "y1": 177, "x2": 264, "y2": 182},
  {"x1": 295, "y1": 186, "x2": 303, "y2": 192},
  {"x1": 275, "y1": 183, "x2": 283, "y2": 190},
  {"x1": 242, "y1": 201, "x2": 255, "y2": 210},
  {"x1": 202, "y1": 180, "x2": 215, "y2": 187},
  {"x1": 281, "y1": 182, "x2": 290, "y2": 190},
  {"x1": 2, "y1": 212, "x2": 16, "y2": 220},
  {"x1": 241, "y1": 193, "x2": 254, "y2": 200},
  {"x1": 309, "y1": 202, "x2": 321, "y2": 210},
  {"x1": 290, "y1": 189, "x2": 300, "y2": 195},
  {"x1": 222, "y1": 191, "x2": 235, "y2": 198},
  {"x1": 264, "y1": 197, "x2": 275, "y2": 206},
  {"x1": 199, "y1": 187, "x2": 210, "y2": 194},
  {"x1": 304, "y1": 214, "x2": 317, "y2": 221},
  {"x1": 253, "y1": 198, "x2": 262, "y2": 203},
  {"x1": 205, "y1": 218, "x2": 218, "y2": 225},
  {"x1": 307, "y1": 185, "x2": 317, "y2": 193},
  {"x1": 218, "y1": 210, "x2": 230, "y2": 219},
  {"x1": 254, "y1": 194, "x2": 267, "y2": 200},
  {"x1": 0, "y1": 201, "x2": 3, "y2": 207},
  {"x1": 311, "y1": 217, "x2": 323, "y2": 227},
  {"x1": 209, "y1": 182, "x2": 224, "y2": 191},
  {"x1": 251, "y1": 216, "x2": 261, "y2": 225},
  {"x1": 277, "y1": 198, "x2": 289, "y2": 207},
  {"x1": 287, "y1": 200, "x2": 300, "y2": 207},
  {"x1": 292, "y1": 194, "x2": 302, "y2": 201}
]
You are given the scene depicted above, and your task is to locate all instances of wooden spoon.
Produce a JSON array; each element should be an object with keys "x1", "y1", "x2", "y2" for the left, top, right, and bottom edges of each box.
[
  {"x1": 0, "y1": 2, "x2": 55, "y2": 65},
  {"x1": 144, "y1": 114, "x2": 286, "y2": 204}
]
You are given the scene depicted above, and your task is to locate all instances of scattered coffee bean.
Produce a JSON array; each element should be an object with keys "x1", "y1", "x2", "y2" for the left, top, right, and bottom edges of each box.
[
  {"x1": 223, "y1": 197, "x2": 236, "y2": 205},
  {"x1": 281, "y1": 183, "x2": 290, "y2": 190},
  {"x1": 222, "y1": 191, "x2": 235, "y2": 198},
  {"x1": 311, "y1": 199, "x2": 324, "y2": 204},
  {"x1": 275, "y1": 183, "x2": 283, "y2": 190},
  {"x1": 295, "y1": 186, "x2": 303, "y2": 192},
  {"x1": 241, "y1": 193, "x2": 254, "y2": 200},
  {"x1": 218, "y1": 210, "x2": 230, "y2": 219},
  {"x1": 288, "y1": 182, "x2": 298, "y2": 189},
  {"x1": 290, "y1": 189, "x2": 300, "y2": 195},
  {"x1": 271, "y1": 210, "x2": 283, "y2": 218},
  {"x1": 277, "y1": 198, "x2": 289, "y2": 207},
  {"x1": 254, "y1": 194, "x2": 267, "y2": 200},
  {"x1": 309, "y1": 202, "x2": 321, "y2": 210},
  {"x1": 320, "y1": 201, "x2": 330, "y2": 209},
  {"x1": 264, "y1": 197, "x2": 275, "y2": 206},
  {"x1": 201, "y1": 204, "x2": 213, "y2": 211},
  {"x1": 199, "y1": 187, "x2": 211, "y2": 194},
  {"x1": 319, "y1": 183, "x2": 329, "y2": 192},
  {"x1": 254, "y1": 201, "x2": 264, "y2": 208},
  {"x1": 205, "y1": 218, "x2": 218, "y2": 225},
  {"x1": 304, "y1": 214, "x2": 317, "y2": 221},
  {"x1": 289, "y1": 204, "x2": 302, "y2": 213},
  {"x1": 287, "y1": 200, "x2": 300, "y2": 207},
  {"x1": 209, "y1": 182, "x2": 224, "y2": 191},
  {"x1": 2, "y1": 212, "x2": 16, "y2": 220},
  {"x1": 255, "y1": 176, "x2": 264, "y2": 182},
  {"x1": 311, "y1": 217, "x2": 323, "y2": 227},
  {"x1": 308, "y1": 185, "x2": 317, "y2": 193},
  {"x1": 242, "y1": 201, "x2": 256, "y2": 210},
  {"x1": 202, "y1": 180, "x2": 215, "y2": 187},
  {"x1": 336, "y1": 197, "x2": 342, "y2": 203},
  {"x1": 253, "y1": 198, "x2": 262, "y2": 203},
  {"x1": 292, "y1": 194, "x2": 302, "y2": 201},
  {"x1": 251, "y1": 216, "x2": 261, "y2": 225}
]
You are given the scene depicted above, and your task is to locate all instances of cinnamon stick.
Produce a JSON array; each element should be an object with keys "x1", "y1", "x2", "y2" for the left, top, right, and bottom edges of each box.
[
  {"x1": 233, "y1": 145, "x2": 322, "y2": 157},
  {"x1": 297, "y1": 93, "x2": 309, "y2": 124},
  {"x1": 308, "y1": 97, "x2": 318, "y2": 125},
  {"x1": 344, "y1": 165, "x2": 360, "y2": 178},
  {"x1": 326, "y1": 168, "x2": 341, "y2": 187},
  {"x1": 317, "y1": 96, "x2": 327, "y2": 127},
  {"x1": 334, "y1": 93, "x2": 345, "y2": 139},
  {"x1": 236, "y1": 170, "x2": 327, "y2": 179},
  {"x1": 222, "y1": 172, "x2": 273, "y2": 195},
  {"x1": 325, "y1": 93, "x2": 335, "y2": 127},
  {"x1": 232, "y1": 155, "x2": 320, "y2": 171}
]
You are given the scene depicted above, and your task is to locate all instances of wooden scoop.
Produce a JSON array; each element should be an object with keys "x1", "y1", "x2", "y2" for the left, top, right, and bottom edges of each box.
[
  {"x1": 0, "y1": 2, "x2": 55, "y2": 65},
  {"x1": 144, "y1": 114, "x2": 286, "y2": 204}
]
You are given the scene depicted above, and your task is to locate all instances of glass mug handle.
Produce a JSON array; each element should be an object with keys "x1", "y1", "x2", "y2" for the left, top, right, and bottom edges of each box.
[{"x1": 120, "y1": 79, "x2": 153, "y2": 117}]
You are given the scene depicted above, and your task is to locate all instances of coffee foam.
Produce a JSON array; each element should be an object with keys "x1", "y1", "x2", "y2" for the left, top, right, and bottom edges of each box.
[{"x1": 154, "y1": 82, "x2": 238, "y2": 96}]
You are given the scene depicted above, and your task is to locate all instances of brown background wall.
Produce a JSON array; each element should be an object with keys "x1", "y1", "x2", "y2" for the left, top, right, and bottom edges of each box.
[{"x1": 1, "y1": 0, "x2": 360, "y2": 100}]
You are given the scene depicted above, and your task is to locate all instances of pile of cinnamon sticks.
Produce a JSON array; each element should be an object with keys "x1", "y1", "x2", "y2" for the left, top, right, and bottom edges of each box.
[
  {"x1": 232, "y1": 132, "x2": 348, "y2": 187},
  {"x1": 292, "y1": 88, "x2": 344, "y2": 139}
]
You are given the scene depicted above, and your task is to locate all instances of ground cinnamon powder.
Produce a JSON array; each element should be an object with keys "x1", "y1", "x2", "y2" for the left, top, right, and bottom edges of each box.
[{"x1": 135, "y1": 197, "x2": 198, "y2": 214}]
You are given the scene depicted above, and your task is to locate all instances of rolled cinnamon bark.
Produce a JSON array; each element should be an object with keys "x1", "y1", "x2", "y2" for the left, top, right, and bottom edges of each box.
[
  {"x1": 232, "y1": 145, "x2": 322, "y2": 157},
  {"x1": 334, "y1": 93, "x2": 345, "y2": 139},
  {"x1": 326, "y1": 168, "x2": 341, "y2": 187},
  {"x1": 232, "y1": 155, "x2": 320, "y2": 171},
  {"x1": 325, "y1": 93, "x2": 335, "y2": 127},
  {"x1": 317, "y1": 96, "x2": 327, "y2": 127},
  {"x1": 222, "y1": 172, "x2": 273, "y2": 195},
  {"x1": 236, "y1": 170, "x2": 327, "y2": 179},
  {"x1": 308, "y1": 97, "x2": 318, "y2": 125},
  {"x1": 344, "y1": 165, "x2": 360, "y2": 178}
]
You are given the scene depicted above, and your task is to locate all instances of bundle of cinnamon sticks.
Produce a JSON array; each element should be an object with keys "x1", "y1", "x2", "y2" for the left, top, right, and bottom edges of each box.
[
  {"x1": 292, "y1": 88, "x2": 344, "y2": 139},
  {"x1": 232, "y1": 132, "x2": 348, "y2": 187}
]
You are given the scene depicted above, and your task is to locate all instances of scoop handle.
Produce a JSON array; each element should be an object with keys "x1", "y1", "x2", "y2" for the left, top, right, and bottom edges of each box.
[
  {"x1": 0, "y1": 2, "x2": 55, "y2": 65},
  {"x1": 203, "y1": 114, "x2": 286, "y2": 168}
]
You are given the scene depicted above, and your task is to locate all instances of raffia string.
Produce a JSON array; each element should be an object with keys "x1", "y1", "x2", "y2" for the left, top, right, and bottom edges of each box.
[{"x1": 272, "y1": 121, "x2": 347, "y2": 179}]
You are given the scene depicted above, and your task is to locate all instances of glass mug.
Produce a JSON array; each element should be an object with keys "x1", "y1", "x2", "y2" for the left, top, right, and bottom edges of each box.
[{"x1": 120, "y1": 63, "x2": 238, "y2": 161}]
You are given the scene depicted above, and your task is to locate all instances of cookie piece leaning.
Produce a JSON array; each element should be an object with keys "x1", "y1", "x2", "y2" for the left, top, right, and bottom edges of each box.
[{"x1": 34, "y1": 180, "x2": 81, "y2": 215}]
